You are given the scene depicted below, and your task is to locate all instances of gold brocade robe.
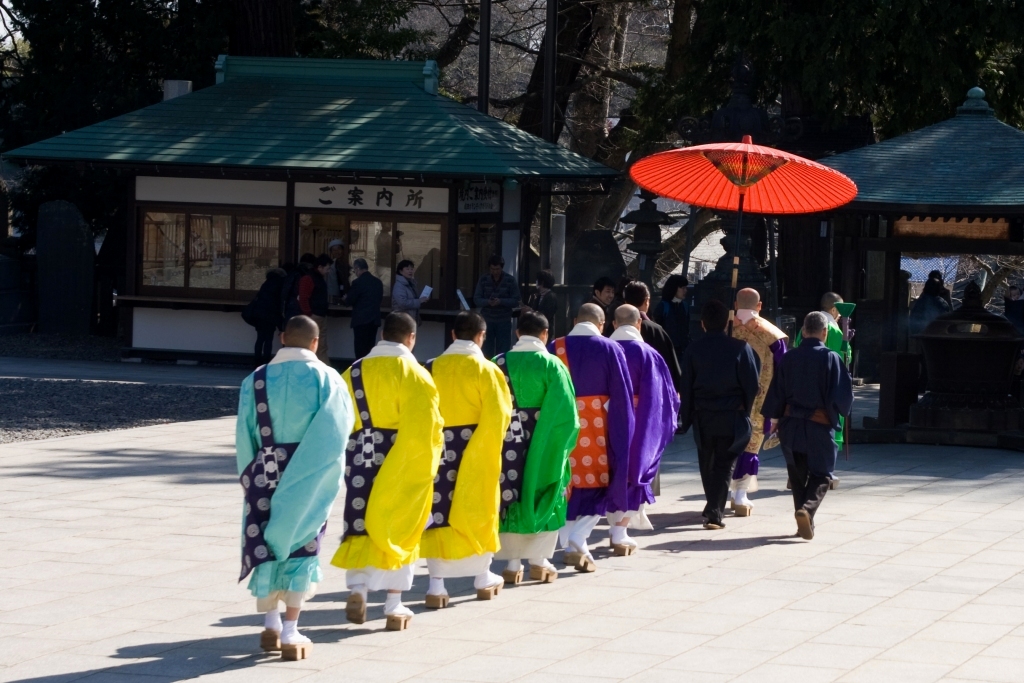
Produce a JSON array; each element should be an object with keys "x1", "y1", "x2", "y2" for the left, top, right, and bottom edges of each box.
[{"x1": 731, "y1": 314, "x2": 788, "y2": 453}]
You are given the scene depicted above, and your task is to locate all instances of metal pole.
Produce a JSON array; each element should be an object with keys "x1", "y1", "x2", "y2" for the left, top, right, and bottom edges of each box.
[
  {"x1": 478, "y1": 0, "x2": 490, "y2": 114},
  {"x1": 542, "y1": 0, "x2": 557, "y2": 142},
  {"x1": 769, "y1": 217, "x2": 780, "y2": 324},
  {"x1": 540, "y1": 188, "x2": 552, "y2": 270},
  {"x1": 682, "y1": 208, "x2": 696, "y2": 280},
  {"x1": 728, "y1": 192, "x2": 745, "y2": 334},
  {"x1": 828, "y1": 217, "x2": 834, "y2": 291}
]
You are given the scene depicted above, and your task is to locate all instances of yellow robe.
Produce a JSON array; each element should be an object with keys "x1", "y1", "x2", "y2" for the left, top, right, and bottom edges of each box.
[
  {"x1": 420, "y1": 349, "x2": 513, "y2": 561},
  {"x1": 330, "y1": 353, "x2": 443, "y2": 571}
]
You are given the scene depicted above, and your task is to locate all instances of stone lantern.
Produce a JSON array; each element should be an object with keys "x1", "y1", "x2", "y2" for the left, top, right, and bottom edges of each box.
[{"x1": 622, "y1": 190, "x2": 675, "y2": 289}]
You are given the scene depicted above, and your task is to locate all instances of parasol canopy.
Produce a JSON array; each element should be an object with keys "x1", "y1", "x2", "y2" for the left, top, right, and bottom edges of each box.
[{"x1": 629, "y1": 136, "x2": 857, "y2": 214}]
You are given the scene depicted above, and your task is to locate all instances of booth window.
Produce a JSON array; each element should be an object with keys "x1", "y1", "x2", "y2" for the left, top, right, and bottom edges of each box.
[
  {"x1": 188, "y1": 214, "x2": 232, "y2": 289},
  {"x1": 457, "y1": 222, "x2": 495, "y2": 297},
  {"x1": 142, "y1": 212, "x2": 186, "y2": 288},
  {"x1": 141, "y1": 210, "x2": 280, "y2": 293},
  {"x1": 399, "y1": 222, "x2": 443, "y2": 301}
]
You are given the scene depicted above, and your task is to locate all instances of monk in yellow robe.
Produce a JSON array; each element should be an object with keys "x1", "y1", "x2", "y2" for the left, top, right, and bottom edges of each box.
[
  {"x1": 420, "y1": 311, "x2": 513, "y2": 607},
  {"x1": 331, "y1": 312, "x2": 443, "y2": 630}
]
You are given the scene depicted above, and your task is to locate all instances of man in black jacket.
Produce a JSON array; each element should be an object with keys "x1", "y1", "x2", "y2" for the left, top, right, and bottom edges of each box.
[
  {"x1": 344, "y1": 258, "x2": 384, "y2": 359},
  {"x1": 679, "y1": 299, "x2": 760, "y2": 529},
  {"x1": 622, "y1": 281, "x2": 683, "y2": 392}
]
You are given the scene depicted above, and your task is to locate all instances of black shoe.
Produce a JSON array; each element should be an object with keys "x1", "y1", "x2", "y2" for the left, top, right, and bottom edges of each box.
[{"x1": 703, "y1": 520, "x2": 725, "y2": 530}]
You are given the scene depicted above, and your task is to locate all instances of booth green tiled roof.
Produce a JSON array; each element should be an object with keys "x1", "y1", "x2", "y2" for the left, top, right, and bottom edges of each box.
[
  {"x1": 821, "y1": 88, "x2": 1024, "y2": 212},
  {"x1": 3, "y1": 56, "x2": 617, "y2": 180}
]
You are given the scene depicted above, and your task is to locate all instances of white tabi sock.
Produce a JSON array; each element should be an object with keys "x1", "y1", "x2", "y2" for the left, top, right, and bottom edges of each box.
[
  {"x1": 349, "y1": 583, "x2": 368, "y2": 600},
  {"x1": 280, "y1": 620, "x2": 310, "y2": 645},
  {"x1": 610, "y1": 525, "x2": 636, "y2": 546},
  {"x1": 735, "y1": 489, "x2": 752, "y2": 507},
  {"x1": 264, "y1": 609, "x2": 282, "y2": 632},
  {"x1": 568, "y1": 515, "x2": 601, "y2": 554},
  {"x1": 474, "y1": 571, "x2": 503, "y2": 590},
  {"x1": 506, "y1": 559, "x2": 523, "y2": 573},
  {"x1": 384, "y1": 593, "x2": 412, "y2": 617},
  {"x1": 428, "y1": 577, "x2": 446, "y2": 596},
  {"x1": 529, "y1": 558, "x2": 555, "y2": 570}
]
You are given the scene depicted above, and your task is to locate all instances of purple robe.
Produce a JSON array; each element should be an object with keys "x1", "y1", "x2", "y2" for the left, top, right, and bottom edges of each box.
[
  {"x1": 611, "y1": 338, "x2": 680, "y2": 510},
  {"x1": 548, "y1": 333, "x2": 634, "y2": 518}
]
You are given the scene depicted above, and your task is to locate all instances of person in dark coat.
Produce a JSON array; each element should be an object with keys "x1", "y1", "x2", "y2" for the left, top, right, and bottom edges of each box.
[
  {"x1": 589, "y1": 276, "x2": 617, "y2": 335},
  {"x1": 909, "y1": 275, "x2": 952, "y2": 338},
  {"x1": 525, "y1": 270, "x2": 558, "y2": 336},
  {"x1": 243, "y1": 268, "x2": 287, "y2": 367},
  {"x1": 1003, "y1": 285, "x2": 1024, "y2": 335},
  {"x1": 761, "y1": 311, "x2": 854, "y2": 540},
  {"x1": 652, "y1": 274, "x2": 690, "y2": 359},
  {"x1": 678, "y1": 299, "x2": 760, "y2": 529},
  {"x1": 622, "y1": 281, "x2": 683, "y2": 392},
  {"x1": 345, "y1": 258, "x2": 384, "y2": 359}
]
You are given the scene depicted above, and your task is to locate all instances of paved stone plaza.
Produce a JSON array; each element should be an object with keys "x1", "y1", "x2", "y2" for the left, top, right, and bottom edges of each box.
[{"x1": 3, "y1": 416, "x2": 1024, "y2": 683}]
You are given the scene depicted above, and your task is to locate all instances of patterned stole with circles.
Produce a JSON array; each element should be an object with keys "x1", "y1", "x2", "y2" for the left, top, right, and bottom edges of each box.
[
  {"x1": 493, "y1": 353, "x2": 539, "y2": 514},
  {"x1": 238, "y1": 365, "x2": 325, "y2": 583},
  {"x1": 341, "y1": 359, "x2": 398, "y2": 541},
  {"x1": 553, "y1": 338, "x2": 611, "y2": 491},
  {"x1": 424, "y1": 359, "x2": 479, "y2": 529}
]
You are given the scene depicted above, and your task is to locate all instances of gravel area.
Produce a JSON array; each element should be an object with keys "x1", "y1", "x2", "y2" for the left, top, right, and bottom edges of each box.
[
  {"x1": 0, "y1": 378, "x2": 238, "y2": 443},
  {"x1": 0, "y1": 333, "x2": 122, "y2": 362}
]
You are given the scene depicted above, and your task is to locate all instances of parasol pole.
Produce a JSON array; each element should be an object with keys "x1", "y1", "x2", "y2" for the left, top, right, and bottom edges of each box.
[{"x1": 728, "y1": 147, "x2": 748, "y2": 333}]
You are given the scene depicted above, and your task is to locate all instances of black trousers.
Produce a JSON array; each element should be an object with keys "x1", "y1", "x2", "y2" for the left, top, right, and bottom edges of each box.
[
  {"x1": 786, "y1": 450, "x2": 830, "y2": 523},
  {"x1": 352, "y1": 323, "x2": 379, "y2": 360},
  {"x1": 254, "y1": 323, "x2": 276, "y2": 367},
  {"x1": 695, "y1": 413, "x2": 741, "y2": 524}
]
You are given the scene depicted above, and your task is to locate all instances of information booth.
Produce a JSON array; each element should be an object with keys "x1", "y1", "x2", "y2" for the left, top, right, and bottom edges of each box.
[{"x1": 5, "y1": 56, "x2": 616, "y2": 362}]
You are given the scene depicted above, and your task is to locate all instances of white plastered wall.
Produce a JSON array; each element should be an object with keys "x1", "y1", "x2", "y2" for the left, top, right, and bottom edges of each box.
[{"x1": 131, "y1": 308, "x2": 446, "y2": 361}]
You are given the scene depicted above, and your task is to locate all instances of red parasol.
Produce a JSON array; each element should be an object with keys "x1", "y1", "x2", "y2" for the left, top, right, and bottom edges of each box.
[{"x1": 629, "y1": 135, "x2": 857, "y2": 309}]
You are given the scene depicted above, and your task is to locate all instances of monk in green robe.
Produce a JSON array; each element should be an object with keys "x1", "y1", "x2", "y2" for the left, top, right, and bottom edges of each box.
[{"x1": 492, "y1": 310, "x2": 579, "y2": 584}]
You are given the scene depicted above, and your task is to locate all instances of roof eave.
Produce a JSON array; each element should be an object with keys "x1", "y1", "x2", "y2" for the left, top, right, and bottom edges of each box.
[{"x1": 1, "y1": 155, "x2": 619, "y2": 183}]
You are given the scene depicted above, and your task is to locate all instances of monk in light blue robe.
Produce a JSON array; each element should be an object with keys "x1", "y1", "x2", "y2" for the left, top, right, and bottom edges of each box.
[{"x1": 236, "y1": 315, "x2": 354, "y2": 657}]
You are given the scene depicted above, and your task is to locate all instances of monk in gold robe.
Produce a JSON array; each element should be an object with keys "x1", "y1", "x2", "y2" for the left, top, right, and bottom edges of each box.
[{"x1": 729, "y1": 288, "x2": 788, "y2": 516}]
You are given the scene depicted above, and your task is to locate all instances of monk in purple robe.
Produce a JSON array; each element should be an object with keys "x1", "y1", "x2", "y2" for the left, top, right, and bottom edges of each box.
[
  {"x1": 548, "y1": 303, "x2": 634, "y2": 571},
  {"x1": 606, "y1": 304, "x2": 680, "y2": 555}
]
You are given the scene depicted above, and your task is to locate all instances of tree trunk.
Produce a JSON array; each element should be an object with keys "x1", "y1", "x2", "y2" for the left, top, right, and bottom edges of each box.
[
  {"x1": 516, "y1": 0, "x2": 598, "y2": 140},
  {"x1": 564, "y1": 3, "x2": 629, "y2": 238},
  {"x1": 433, "y1": 1, "x2": 480, "y2": 70},
  {"x1": 231, "y1": 0, "x2": 295, "y2": 57}
]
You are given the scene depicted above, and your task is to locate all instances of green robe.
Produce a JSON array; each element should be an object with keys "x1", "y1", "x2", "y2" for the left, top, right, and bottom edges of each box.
[
  {"x1": 497, "y1": 349, "x2": 579, "y2": 535},
  {"x1": 795, "y1": 317, "x2": 849, "y2": 446}
]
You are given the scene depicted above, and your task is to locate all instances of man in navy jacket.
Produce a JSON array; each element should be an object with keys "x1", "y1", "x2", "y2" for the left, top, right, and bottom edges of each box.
[{"x1": 762, "y1": 311, "x2": 854, "y2": 540}]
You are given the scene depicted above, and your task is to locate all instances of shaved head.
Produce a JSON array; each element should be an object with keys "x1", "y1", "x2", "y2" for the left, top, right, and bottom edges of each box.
[
  {"x1": 736, "y1": 288, "x2": 761, "y2": 310},
  {"x1": 614, "y1": 304, "x2": 641, "y2": 326},
  {"x1": 577, "y1": 303, "x2": 605, "y2": 327},
  {"x1": 282, "y1": 315, "x2": 319, "y2": 349}
]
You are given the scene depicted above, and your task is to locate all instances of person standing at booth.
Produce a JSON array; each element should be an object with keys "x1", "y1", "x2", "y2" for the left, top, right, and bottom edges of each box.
[
  {"x1": 344, "y1": 258, "x2": 384, "y2": 360},
  {"x1": 474, "y1": 255, "x2": 521, "y2": 357}
]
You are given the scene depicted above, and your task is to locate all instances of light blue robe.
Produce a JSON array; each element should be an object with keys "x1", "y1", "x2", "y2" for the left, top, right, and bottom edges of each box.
[{"x1": 236, "y1": 351, "x2": 354, "y2": 598}]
